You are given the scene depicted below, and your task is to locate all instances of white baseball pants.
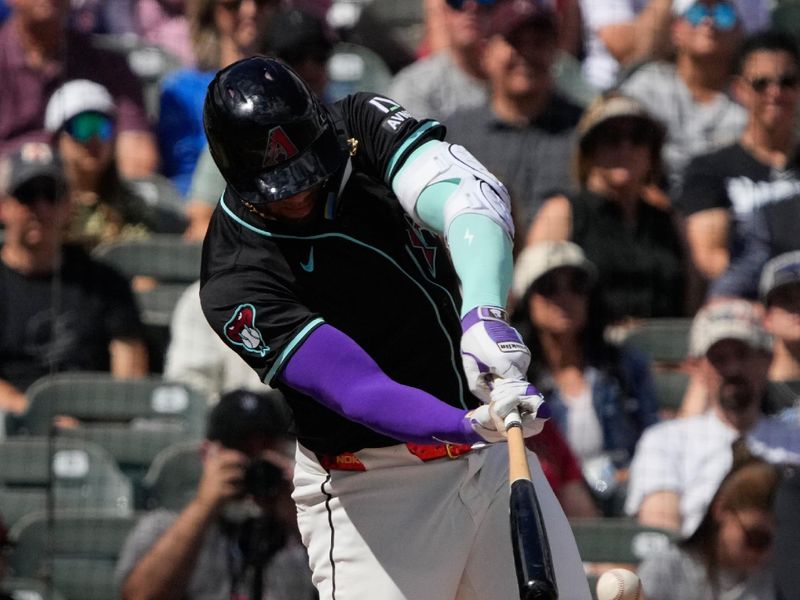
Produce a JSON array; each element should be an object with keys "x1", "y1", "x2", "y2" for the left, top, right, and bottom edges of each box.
[{"x1": 292, "y1": 442, "x2": 591, "y2": 599}]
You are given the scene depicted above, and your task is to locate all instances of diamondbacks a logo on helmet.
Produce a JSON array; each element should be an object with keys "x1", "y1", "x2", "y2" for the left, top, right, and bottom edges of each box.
[
  {"x1": 263, "y1": 126, "x2": 299, "y2": 167},
  {"x1": 224, "y1": 304, "x2": 270, "y2": 357}
]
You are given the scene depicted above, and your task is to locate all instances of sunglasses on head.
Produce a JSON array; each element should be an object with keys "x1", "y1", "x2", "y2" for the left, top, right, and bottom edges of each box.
[
  {"x1": 732, "y1": 512, "x2": 773, "y2": 551},
  {"x1": 13, "y1": 177, "x2": 61, "y2": 205},
  {"x1": 63, "y1": 112, "x2": 114, "y2": 143},
  {"x1": 683, "y1": 1, "x2": 738, "y2": 31},
  {"x1": 445, "y1": 0, "x2": 498, "y2": 10},
  {"x1": 532, "y1": 269, "x2": 590, "y2": 298},
  {"x1": 747, "y1": 73, "x2": 800, "y2": 93}
]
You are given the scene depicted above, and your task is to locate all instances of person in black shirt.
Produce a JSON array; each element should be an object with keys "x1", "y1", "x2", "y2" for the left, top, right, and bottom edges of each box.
[{"x1": 199, "y1": 55, "x2": 590, "y2": 599}]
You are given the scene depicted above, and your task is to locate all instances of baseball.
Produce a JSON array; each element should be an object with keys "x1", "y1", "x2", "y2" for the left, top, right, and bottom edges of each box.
[{"x1": 595, "y1": 568, "x2": 643, "y2": 600}]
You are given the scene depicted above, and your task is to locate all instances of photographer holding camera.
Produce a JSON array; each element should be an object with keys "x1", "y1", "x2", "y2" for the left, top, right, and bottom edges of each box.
[{"x1": 116, "y1": 389, "x2": 317, "y2": 600}]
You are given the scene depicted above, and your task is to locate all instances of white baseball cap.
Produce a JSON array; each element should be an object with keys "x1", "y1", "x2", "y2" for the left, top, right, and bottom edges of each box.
[
  {"x1": 688, "y1": 299, "x2": 773, "y2": 358},
  {"x1": 512, "y1": 241, "x2": 597, "y2": 301},
  {"x1": 44, "y1": 79, "x2": 116, "y2": 133}
]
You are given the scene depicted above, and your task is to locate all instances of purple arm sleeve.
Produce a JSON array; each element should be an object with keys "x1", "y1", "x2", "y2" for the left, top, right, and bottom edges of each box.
[{"x1": 279, "y1": 324, "x2": 481, "y2": 445}]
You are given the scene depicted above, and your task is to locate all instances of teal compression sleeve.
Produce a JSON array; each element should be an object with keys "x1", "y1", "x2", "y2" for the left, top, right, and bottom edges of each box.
[{"x1": 401, "y1": 147, "x2": 513, "y2": 316}]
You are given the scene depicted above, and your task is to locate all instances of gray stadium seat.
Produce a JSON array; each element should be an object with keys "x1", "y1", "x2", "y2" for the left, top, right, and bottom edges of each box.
[
  {"x1": 621, "y1": 318, "x2": 694, "y2": 366},
  {"x1": 17, "y1": 373, "x2": 208, "y2": 505},
  {"x1": 8, "y1": 510, "x2": 137, "y2": 600},
  {"x1": 570, "y1": 518, "x2": 676, "y2": 565},
  {"x1": 141, "y1": 441, "x2": 202, "y2": 511},
  {"x1": 0, "y1": 437, "x2": 132, "y2": 528},
  {"x1": 91, "y1": 235, "x2": 202, "y2": 284},
  {"x1": 651, "y1": 370, "x2": 690, "y2": 414}
]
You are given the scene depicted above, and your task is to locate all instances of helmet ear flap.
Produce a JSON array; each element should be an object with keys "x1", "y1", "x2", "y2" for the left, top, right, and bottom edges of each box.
[{"x1": 203, "y1": 56, "x2": 347, "y2": 204}]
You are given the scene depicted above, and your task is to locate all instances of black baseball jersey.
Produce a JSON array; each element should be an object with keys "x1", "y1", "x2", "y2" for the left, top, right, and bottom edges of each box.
[{"x1": 200, "y1": 93, "x2": 478, "y2": 455}]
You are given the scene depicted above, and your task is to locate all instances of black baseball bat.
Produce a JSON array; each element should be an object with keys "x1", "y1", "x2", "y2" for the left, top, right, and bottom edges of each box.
[{"x1": 507, "y1": 411, "x2": 558, "y2": 600}]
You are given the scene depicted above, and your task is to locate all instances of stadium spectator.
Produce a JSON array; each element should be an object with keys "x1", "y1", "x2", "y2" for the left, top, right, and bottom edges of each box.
[
  {"x1": 45, "y1": 79, "x2": 187, "y2": 250},
  {"x1": 638, "y1": 452, "x2": 781, "y2": 600},
  {"x1": 0, "y1": 0, "x2": 158, "y2": 178},
  {"x1": 116, "y1": 388, "x2": 316, "y2": 600},
  {"x1": 69, "y1": 0, "x2": 137, "y2": 35},
  {"x1": 526, "y1": 421, "x2": 601, "y2": 518},
  {"x1": 675, "y1": 31, "x2": 800, "y2": 287},
  {"x1": 758, "y1": 252, "x2": 800, "y2": 414},
  {"x1": 582, "y1": 0, "x2": 769, "y2": 93},
  {"x1": 625, "y1": 299, "x2": 800, "y2": 535},
  {"x1": 445, "y1": 0, "x2": 583, "y2": 230},
  {"x1": 620, "y1": 0, "x2": 750, "y2": 196},
  {"x1": 711, "y1": 196, "x2": 800, "y2": 302},
  {"x1": 529, "y1": 93, "x2": 685, "y2": 323},
  {"x1": 157, "y1": 0, "x2": 280, "y2": 196},
  {"x1": 388, "y1": 0, "x2": 494, "y2": 122},
  {"x1": 165, "y1": 281, "x2": 264, "y2": 402},
  {"x1": 511, "y1": 241, "x2": 658, "y2": 506},
  {"x1": 135, "y1": 0, "x2": 194, "y2": 66},
  {"x1": 260, "y1": 6, "x2": 334, "y2": 100},
  {"x1": 0, "y1": 142, "x2": 148, "y2": 416},
  {"x1": 579, "y1": 0, "x2": 674, "y2": 92}
]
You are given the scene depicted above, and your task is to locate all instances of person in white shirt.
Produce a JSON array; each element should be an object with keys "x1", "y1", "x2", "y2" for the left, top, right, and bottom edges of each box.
[{"x1": 625, "y1": 298, "x2": 800, "y2": 537}]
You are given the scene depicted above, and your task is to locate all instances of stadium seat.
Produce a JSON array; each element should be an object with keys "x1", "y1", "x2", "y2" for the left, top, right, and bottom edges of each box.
[
  {"x1": 651, "y1": 370, "x2": 690, "y2": 414},
  {"x1": 91, "y1": 235, "x2": 202, "y2": 284},
  {"x1": 620, "y1": 318, "x2": 694, "y2": 366},
  {"x1": 0, "y1": 437, "x2": 132, "y2": 528},
  {"x1": 8, "y1": 510, "x2": 137, "y2": 600},
  {"x1": 17, "y1": 373, "x2": 208, "y2": 506},
  {"x1": 326, "y1": 42, "x2": 393, "y2": 101},
  {"x1": 92, "y1": 236, "x2": 203, "y2": 372},
  {"x1": 141, "y1": 441, "x2": 203, "y2": 511},
  {"x1": 570, "y1": 517, "x2": 676, "y2": 565},
  {"x1": 2, "y1": 577, "x2": 68, "y2": 600}
]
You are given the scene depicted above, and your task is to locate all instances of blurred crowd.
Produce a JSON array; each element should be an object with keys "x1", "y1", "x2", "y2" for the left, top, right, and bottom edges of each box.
[{"x1": 1, "y1": 0, "x2": 800, "y2": 598}]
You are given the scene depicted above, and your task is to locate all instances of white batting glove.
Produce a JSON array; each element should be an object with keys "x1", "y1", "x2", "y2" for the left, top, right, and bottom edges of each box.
[
  {"x1": 490, "y1": 379, "x2": 549, "y2": 437},
  {"x1": 466, "y1": 380, "x2": 549, "y2": 442},
  {"x1": 460, "y1": 306, "x2": 531, "y2": 403}
]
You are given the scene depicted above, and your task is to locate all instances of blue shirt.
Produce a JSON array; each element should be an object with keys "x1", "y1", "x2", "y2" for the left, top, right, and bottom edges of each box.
[{"x1": 158, "y1": 68, "x2": 215, "y2": 197}]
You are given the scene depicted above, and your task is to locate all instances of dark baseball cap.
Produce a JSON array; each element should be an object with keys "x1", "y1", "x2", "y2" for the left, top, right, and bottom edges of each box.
[
  {"x1": 206, "y1": 388, "x2": 293, "y2": 451},
  {"x1": 0, "y1": 142, "x2": 65, "y2": 198},
  {"x1": 488, "y1": 0, "x2": 557, "y2": 37},
  {"x1": 759, "y1": 250, "x2": 800, "y2": 304}
]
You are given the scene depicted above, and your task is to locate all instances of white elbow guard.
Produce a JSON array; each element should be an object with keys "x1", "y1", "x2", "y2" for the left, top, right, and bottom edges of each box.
[{"x1": 392, "y1": 142, "x2": 514, "y2": 239}]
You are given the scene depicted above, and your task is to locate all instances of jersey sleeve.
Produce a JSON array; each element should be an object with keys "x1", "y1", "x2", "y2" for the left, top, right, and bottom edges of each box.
[
  {"x1": 337, "y1": 92, "x2": 446, "y2": 184},
  {"x1": 199, "y1": 265, "x2": 324, "y2": 385}
]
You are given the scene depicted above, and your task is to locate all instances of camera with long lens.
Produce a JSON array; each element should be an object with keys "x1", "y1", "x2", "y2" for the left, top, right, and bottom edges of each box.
[{"x1": 243, "y1": 458, "x2": 284, "y2": 499}]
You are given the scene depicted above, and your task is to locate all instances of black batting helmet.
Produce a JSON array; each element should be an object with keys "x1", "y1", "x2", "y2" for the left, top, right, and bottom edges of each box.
[{"x1": 203, "y1": 56, "x2": 347, "y2": 204}]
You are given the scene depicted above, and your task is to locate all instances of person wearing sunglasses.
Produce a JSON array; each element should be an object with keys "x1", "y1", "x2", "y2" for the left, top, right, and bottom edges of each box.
[
  {"x1": 0, "y1": 0, "x2": 158, "y2": 179},
  {"x1": 619, "y1": 0, "x2": 764, "y2": 206},
  {"x1": 511, "y1": 240, "x2": 659, "y2": 514},
  {"x1": 0, "y1": 142, "x2": 149, "y2": 417},
  {"x1": 529, "y1": 93, "x2": 686, "y2": 324},
  {"x1": 638, "y1": 452, "x2": 781, "y2": 600},
  {"x1": 677, "y1": 31, "x2": 800, "y2": 299},
  {"x1": 158, "y1": 0, "x2": 281, "y2": 199},
  {"x1": 45, "y1": 79, "x2": 187, "y2": 250}
]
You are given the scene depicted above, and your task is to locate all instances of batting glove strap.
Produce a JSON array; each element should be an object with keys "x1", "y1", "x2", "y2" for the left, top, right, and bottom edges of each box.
[{"x1": 460, "y1": 306, "x2": 531, "y2": 403}]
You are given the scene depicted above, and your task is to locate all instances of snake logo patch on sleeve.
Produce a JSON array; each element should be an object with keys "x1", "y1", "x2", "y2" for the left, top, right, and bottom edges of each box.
[{"x1": 224, "y1": 304, "x2": 270, "y2": 358}]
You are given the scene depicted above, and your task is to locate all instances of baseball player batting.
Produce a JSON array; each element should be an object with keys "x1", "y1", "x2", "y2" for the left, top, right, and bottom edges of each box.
[{"x1": 199, "y1": 56, "x2": 590, "y2": 599}]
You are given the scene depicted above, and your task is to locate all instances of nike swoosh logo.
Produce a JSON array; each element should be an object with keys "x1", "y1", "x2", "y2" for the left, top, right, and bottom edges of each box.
[{"x1": 300, "y1": 246, "x2": 315, "y2": 272}]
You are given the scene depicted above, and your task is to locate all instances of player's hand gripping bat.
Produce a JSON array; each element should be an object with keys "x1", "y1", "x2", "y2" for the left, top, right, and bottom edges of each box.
[{"x1": 505, "y1": 408, "x2": 558, "y2": 600}]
